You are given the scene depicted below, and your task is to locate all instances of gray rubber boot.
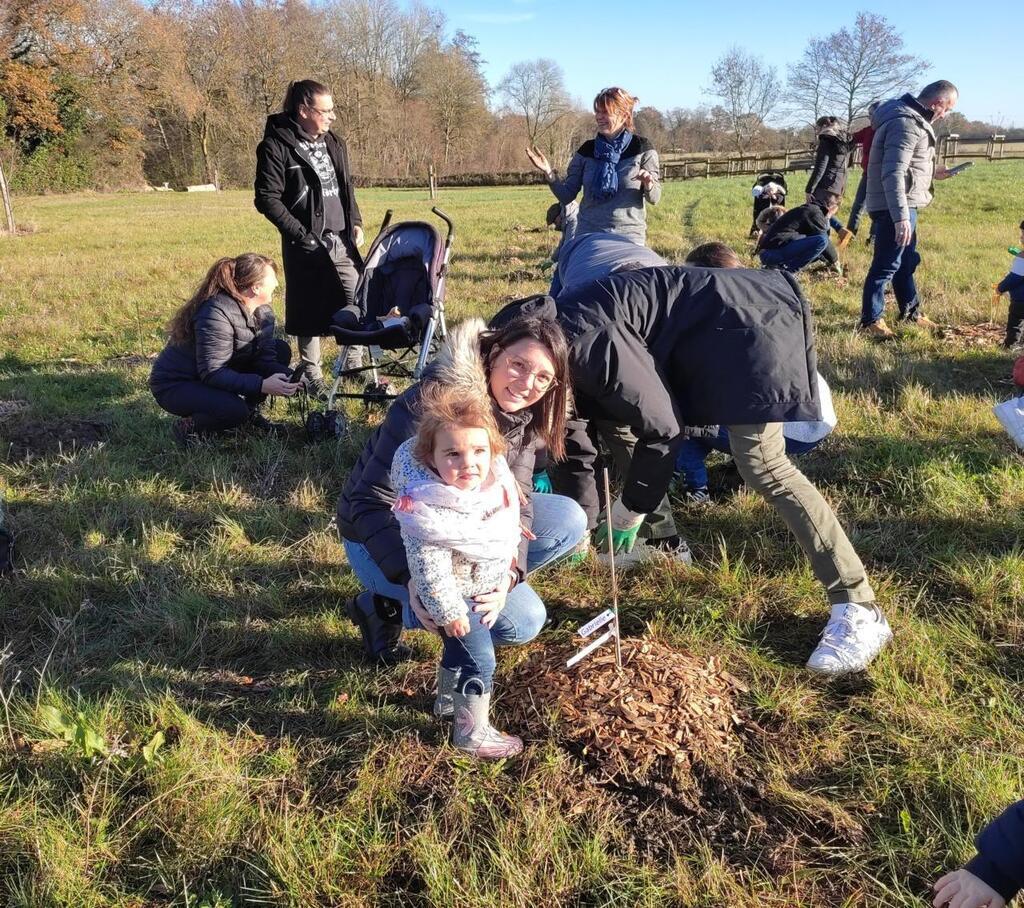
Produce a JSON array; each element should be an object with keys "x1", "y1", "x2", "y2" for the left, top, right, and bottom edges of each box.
[
  {"x1": 451, "y1": 683, "x2": 523, "y2": 760},
  {"x1": 433, "y1": 666, "x2": 457, "y2": 719}
]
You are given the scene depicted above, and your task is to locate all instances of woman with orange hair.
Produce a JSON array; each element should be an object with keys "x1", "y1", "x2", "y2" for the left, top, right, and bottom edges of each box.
[{"x1": 527, "y1": 87, "x2": 660, "y2": 249}]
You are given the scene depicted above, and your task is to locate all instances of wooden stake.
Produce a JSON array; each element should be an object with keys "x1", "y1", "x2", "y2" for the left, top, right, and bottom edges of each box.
[
  {"x1": 0, "y1": 159, "x2": 15, "y2": 235},
  {"x1": 601, "y1": 467, "x2": 622, "y2": 671}
]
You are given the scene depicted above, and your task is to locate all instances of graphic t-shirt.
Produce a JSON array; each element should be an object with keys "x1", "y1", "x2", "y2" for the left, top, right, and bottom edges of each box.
[{"x1": 297, "y1": 136, "x2": 345, "y2": 235}]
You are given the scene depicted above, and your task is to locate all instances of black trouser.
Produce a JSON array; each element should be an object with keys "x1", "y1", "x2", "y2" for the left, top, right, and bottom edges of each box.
[
  {"x1": 1006, "y1": 298, "x2": 1024, "y2": 347},
  {"x1": 153, "y1": 340, "x2": 290, "y2": 433}
]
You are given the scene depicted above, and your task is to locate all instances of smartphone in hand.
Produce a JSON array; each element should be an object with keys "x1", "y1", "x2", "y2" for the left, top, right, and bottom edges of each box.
[{"x1": 946, "y1": 161, "x2": 974, "y2": 176}]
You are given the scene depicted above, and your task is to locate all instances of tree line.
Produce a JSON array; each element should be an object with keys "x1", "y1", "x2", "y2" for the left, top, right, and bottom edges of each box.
[{"x1": 0, "y1": 2, "x2": 1017, "y2": 195}]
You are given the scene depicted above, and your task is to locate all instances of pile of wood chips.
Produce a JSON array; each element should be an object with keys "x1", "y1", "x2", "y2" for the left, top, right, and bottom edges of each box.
[
  {"x1": 504, "y1": 638, "x2": 752, "y2": 788},
  {"x1": 939, "y1": 321, "x2": 1008, "y2": 348}
]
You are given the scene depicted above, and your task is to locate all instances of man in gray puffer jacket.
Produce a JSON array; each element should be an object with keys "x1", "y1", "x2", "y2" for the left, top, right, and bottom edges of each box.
[{"x1": 859, "y1": 80, "x2": 959, "y2": 338}]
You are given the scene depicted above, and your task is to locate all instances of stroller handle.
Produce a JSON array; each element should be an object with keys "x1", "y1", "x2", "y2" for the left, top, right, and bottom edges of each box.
[
  {"x1": 379, "y1": 209, "x2": 393, "y2": 233},
  {"x1": 432, "y1": 206, "x2": 454, "y2": 246}
]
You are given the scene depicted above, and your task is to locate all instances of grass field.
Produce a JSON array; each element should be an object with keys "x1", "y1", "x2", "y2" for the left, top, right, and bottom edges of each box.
[{"x1": 1, "y1": 163, "x2": 1023, "y2": 907}]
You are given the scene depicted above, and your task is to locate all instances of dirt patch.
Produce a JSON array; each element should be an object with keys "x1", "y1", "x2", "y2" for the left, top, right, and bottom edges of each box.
[
  {"x1": 105, "y1": 352, "x2": 157, "y2": 368},
  {"x1": 0, "y1": 399, "x2": 30, "y2": 419},
  {"x1": 939, "y1": 321, "x2": 1008, "y2": 349},
  {"x1": 1, "y1": 415, "x2": 110, "y2": 459},
  {"x1": 504, "y1": 638, "x2": 863, "y2": 867}
]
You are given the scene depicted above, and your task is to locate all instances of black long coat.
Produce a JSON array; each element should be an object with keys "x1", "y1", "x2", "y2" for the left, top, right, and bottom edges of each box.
[
  {"x1": 254, "y1": 114, "x2": 364, "y2": 337},
  {"x1": 552, "y1": 266, "x2": 820, "y2": 524},
  {"x1": 805, "y1": 130, "x2": 850, "y2": 201}
]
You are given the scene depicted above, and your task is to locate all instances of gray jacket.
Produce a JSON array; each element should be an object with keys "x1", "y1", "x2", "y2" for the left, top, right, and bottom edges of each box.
[
  {"x1": 864, "y1": 94, "x2": 937, "y2": 221},
  {"x1": 548, "y1": 135, "x2": 660, "y2": 246}
]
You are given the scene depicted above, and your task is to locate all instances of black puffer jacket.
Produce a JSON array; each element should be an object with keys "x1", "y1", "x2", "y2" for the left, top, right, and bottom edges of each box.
[
  {"x1": 761, "y1": 200, "x2": 830, "y2": 249},
  {"x1": 337, "y1": 319, "x2": 538, "y2": 586},
  {"x1": 149, "y1": 293, "x2": 282, "y2": 396},
  {"x1": 254, "y1": 114, "x2": 363, "y2": 337},
  {"x1": 805, "y1": 129, "x2": 850, "y2": 200},
  {"x1": 552, "y1": 266, "x2": 819, "y2": 523}
]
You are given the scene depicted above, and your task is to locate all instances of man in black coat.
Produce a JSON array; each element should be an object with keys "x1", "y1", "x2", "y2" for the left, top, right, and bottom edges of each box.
[
  {"x1": 547, "y1": 266, "x2": 892, "y2": 676},
  {"x1": 758, "y1": 193, "x2": 842, "y2": 273},
  {"x1": 255, "y1": 79, "x2": 364, "y2": 399}
]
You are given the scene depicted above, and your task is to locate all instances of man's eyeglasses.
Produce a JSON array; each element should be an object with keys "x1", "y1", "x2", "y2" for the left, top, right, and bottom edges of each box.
[
  {"x1": 504, "y1": 355, "x2": 557, "y2": 392},
  {"x1": 306, "y1": 105, "x2": 335, "y2": 116}
]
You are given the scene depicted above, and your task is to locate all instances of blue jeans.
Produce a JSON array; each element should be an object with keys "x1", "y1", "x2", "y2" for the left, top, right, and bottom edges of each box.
[
  {"x1": 676, "y1": 427, "x2": 819, "y2": 490},
  {"x1": 760, "y1": 235, "x2": 829, "y2": 272},
  {"x1": 860, "y1": 208, "x2": 921, "y2": 326},
  {"x1": 343, "y1": 493, "x2": 587, "y2": 692}
]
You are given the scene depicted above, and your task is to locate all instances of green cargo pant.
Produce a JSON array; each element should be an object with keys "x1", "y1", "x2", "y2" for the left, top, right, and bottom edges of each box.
[{"x1": 728, "y1": 422, "x2": 875, "y2": 605}]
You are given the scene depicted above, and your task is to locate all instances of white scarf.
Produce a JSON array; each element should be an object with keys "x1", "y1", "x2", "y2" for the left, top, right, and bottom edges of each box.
[{"x1": 392, "y1": 455, "x2": 521, "y2": 563}]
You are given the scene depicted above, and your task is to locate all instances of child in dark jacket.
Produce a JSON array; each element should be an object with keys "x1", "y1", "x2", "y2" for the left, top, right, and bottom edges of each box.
[
  {"x1": 933, "y1": 799, "x2": 1024, "y2": 907},
  {"x1": 759, "y1": 193, "x2": 842, "y2": 273},
  {"x1": 996, "y1": 221, "x2": 1024, "y2": 347}
]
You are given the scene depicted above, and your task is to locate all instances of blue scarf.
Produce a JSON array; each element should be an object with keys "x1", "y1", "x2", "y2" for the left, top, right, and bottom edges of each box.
[{"x1": 591, "y1": 129, "x2": 633, "y2": 202}]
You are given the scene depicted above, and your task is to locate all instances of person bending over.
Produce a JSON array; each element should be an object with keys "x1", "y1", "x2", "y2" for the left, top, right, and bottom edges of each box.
[
  {"x1": 759, "y1": 192, "x2": 843, "y2": 274},
  {"x1": 149, "y1": 254, "x2": 295, "y2": 445}
]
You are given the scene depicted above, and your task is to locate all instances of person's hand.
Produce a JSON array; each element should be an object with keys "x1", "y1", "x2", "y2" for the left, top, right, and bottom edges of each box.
[
  {"x1": 526, "y1": 145, "x2": 551, "y2": 176},
  {"x1": 298, "y1": 233, "x2": 320, "y2": 252},
  {"x1": 444, "y1": 615, "x2": 471, "y2": 638},
  {"x1": 471, "y1": 575, "x2": 513, "y2": 629},
  {"x1": 406, "y1": 580, "x2": 439, "y2": 632},
  {"x1": 894, "y1": 219, "x2": 913, "y2": 247},
  {"x1": 636, "y1": 169, "x2": 655, "y2": 191},
  {"x1": 934, "y1": 166, "x2": 952, "y2": 181},
  {"x1": 932, "y1": 869, "x2": 1006, "y2": 908},
  {"x1": 594, "y1": 497, "x2": 646, "y2": 554},
  {"x1": 261, "y1": 373, "x2": 298, "y2": 396},
  {"x1": 532, "y1": 470, "x2": 552, "y2": 494},
  {"x1": 353, "y1": 225, "x2": 364, "y2": 247}
]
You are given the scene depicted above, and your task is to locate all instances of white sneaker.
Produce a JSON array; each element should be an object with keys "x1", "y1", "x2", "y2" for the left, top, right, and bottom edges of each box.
[{"x1": 806, "y1": 603, "x2": 892, "y2": 676}]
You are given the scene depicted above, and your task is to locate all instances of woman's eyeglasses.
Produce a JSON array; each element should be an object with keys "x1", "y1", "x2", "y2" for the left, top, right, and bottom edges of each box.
[{"x1": 504, "y1": 356, "x2": 557, "y2": 392}]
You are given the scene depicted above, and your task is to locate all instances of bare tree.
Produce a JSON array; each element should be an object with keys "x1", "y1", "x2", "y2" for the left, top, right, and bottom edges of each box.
[
  {"x1": 496, "y1": 58, "x2": 571, "y2": 146},
  {"x1": 705, "y1": 47, "x2": 780, "y2": 154},
  {"x1": 789, "y1": 13, "x2": 927, "y2": 126}
]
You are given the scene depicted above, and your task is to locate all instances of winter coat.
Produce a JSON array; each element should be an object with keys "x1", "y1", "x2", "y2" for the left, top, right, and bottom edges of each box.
[
  {"x1": 964, "y1": 800, "x2": 1024, "y2": 904},
  {"x1": 760, "y1": 201, "x2": 830, "y2": 250},
  {"x1": 337, "y1": 319, "x2": 539, "y2": 586},
  {"x1": 865, "y1": 94, "x2": 938, "y2": 221},
  {"x1": 391, "y1": 442, "x2": 521, "y2": 627},
  {"x1": 547, "y1": 135, "x2": 661, "y2": 245},
  {"x1": 552, "y1": 266, "x2": 819, "y2": 523},
  {"x1": 555, "y1": 231, "x2": 667, "y2": 297},
  {"x1": 254, "y1": 114, "x2": 363, "y2": 337},
  {"x1": 149, "y1": 293, "x2": 283, "y2": 396},
  {"x1": 805, "y1": 128, "x2": 850, "y2": 200},
  {"x1": 997, "y1": 263, "x2": 1024, "y2": 304}
]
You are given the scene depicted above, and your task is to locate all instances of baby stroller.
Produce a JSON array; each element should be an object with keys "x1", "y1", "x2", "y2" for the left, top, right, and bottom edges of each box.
[
  {"x1": 305, "y1": 207, "x2": 454, "y2": 441},
  {"x1": 750, "y1": 171, "x2": 788, "y2": 237}
]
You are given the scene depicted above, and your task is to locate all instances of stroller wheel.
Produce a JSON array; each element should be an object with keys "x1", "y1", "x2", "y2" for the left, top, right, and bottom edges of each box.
[
  {"x1": 305, "y1": 410, "x2": 326, "y2": 443},
  {"x1": 323, "y1": 410, "x2": 347, "y2": 438}
]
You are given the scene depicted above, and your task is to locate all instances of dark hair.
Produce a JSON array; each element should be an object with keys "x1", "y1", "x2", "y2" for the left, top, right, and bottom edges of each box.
[
  {"x1": 918, "y1": 80, "x2": 958, "y2": 105},
  {"x1": 756, "y1": 204, "x2": 786, "y2": 233},
  {"x1": 545, "y1": 203, "x2": 562, "y2": 226},
  {"x1": 479, "y1": 316, "x2": 571, "y2": 461},
  {"x1": 685, "y1": 242, "x2": 742, "y2": 269},
  {"x1": 822, "y1": 191, "x2": 842, "y2": 210},
  {"x1": 414, "y1": 385, "x2": 506, "y2": 469},
  {"x1": 168, "y1": 254, "x2": 276, "y2": 344},
  {"x1": 282, "y1": 79, "x2": 330, "y2": 117},
  {"x1": 1019, "y1": 219, "x2": 1024, "y2": 231},
  {"x1": 815, "y1": 116, "x2": 839, "y2": 130}
]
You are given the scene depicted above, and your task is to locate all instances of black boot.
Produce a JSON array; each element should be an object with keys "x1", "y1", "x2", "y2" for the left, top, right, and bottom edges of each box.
[{"x1": 346, "y1": 591, "x2": 411, "y2": 666}]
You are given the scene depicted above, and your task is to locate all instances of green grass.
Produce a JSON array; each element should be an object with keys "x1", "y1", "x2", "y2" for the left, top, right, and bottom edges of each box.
[{"x1": 1, "y1": 165, "x2": 1023, "y2": 906}]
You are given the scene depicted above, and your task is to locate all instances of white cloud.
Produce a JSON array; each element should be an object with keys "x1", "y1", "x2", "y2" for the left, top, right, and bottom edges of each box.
[{"x1": 465, "y1": 11, "x2": 536, "y2": 24}]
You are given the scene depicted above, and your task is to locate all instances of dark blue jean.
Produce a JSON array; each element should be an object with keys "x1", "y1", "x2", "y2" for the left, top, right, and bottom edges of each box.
[
  {"x1": 760, "y1": 234, "x2": 829, "y2": 272},
  {"x1": 860, "y1": 208, "x2": 921, "y2": 326},
  {"x1": 343, "y1": 492, "x2": 587, "y2": 692},
  {"x1": 676, "y1": 427, "x2": 820, "y2": 490}
]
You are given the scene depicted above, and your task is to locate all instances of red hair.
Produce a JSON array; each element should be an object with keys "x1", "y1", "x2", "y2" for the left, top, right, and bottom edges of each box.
[{"x1": 593, "y1": 87, "x2": 637, "y2": 132}]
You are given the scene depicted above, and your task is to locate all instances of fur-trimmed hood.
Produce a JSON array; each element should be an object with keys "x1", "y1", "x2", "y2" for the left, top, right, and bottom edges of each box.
[{"x1": 422, "y1": 317, "x2": 490, "y2": 399}]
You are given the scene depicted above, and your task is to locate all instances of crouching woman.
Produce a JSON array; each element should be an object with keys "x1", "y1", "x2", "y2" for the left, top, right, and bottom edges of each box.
[{"x1": 149, "y1": 253, "x2": 296, "y2": 444}]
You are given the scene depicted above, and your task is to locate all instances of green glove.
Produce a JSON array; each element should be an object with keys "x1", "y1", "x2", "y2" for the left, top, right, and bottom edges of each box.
[
  {"x1": 532, "y1": 470, "x2": 552, "y2": 494},
  {"x1": 593, "y1": 497, "x2": 646, "y2": 554}
]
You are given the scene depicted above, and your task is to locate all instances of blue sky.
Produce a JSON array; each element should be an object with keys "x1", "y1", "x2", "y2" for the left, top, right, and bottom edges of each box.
[{"x1": 441, "y1": 0, "x2": 1020, "y2": 126}]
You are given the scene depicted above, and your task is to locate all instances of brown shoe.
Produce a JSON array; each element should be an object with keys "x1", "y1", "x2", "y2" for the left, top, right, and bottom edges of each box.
[
  {"x1": 909, "y1": 315, "x2": 939, "y2": 331},
  {"x1": 859, "y1": 318, "x2": 895, "y2": 340}
]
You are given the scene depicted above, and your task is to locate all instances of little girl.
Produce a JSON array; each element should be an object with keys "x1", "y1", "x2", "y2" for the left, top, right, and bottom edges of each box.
[{"x1": 391, "y1": 386, "x2": 525, "y2": 760}]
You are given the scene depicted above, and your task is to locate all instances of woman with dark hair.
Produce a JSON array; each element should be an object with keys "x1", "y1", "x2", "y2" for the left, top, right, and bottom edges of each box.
[
  {"x1": 254, "y1": 78, "x2": 364, "y2": 401},
  {"x1": 806, "y1": 115, "x2": 853, "y2": 242},
  {"x1": 149, "y1": 254, "x2": 295, "y2": 445},
  {"x1": 338, "y1": 314, "x2": 587, "y2": 685},
  {"x1": 526, "y1": 87, "x2": 660, "y2": 248}
]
